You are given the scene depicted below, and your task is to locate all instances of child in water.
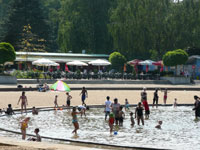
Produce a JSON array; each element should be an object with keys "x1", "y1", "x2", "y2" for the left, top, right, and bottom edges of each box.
[
  {"x1": 109, "y1": 113, "x2": 115, "y2": 134},
  {"x1": 78, "y1": 104, "x2": 89, "y2": 117},
  {"x1": 32, "y1": 107, "x2": 38, "y2": 115},
  {"x1": 119, "y1": 106, "x2": 125, "y2": 126},
  {"x1": 125, "y1": 99, "x2": 129, "y2": 111},
  {"x1": 155, "y1": 121, "x2": 163, "y2": 129},
  {"x1": 71, "y1": 107, "x2": 80, "y2": 135},
  {"x1": 173, "y1": 98, "x2": 177, "y2": 108},
  {"x1": 5, "y1": 104, "x2": 15, "y2": 115},
  {"x1": 28, "y1": 128, "x2": 41, "y2": 142},
  {"x1": 130, "y1": 112, "x2": 135, "y2": 127},
  {"x1": 54, "y1": 95, "x2": 58, "y2": 108},
  {"x1": 21, "y1": 117, "x2": 30, "y2": 140}
]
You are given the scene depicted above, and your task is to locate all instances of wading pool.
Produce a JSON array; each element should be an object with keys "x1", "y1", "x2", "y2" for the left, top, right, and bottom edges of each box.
[{"x1": 0, "y1": 106, "x2": 199, "y2": 150}]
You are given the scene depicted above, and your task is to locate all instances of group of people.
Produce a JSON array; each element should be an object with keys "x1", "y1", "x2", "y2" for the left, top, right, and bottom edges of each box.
[
  {"x1": 104, "y1": 95, "x2": 165, "y2": 134},
  {"x1": 54, "y1": 87, "x2": 88, "y2": 108},
  {"x1": 1, "y1": 86, "x2": 200, "y2": 141}
]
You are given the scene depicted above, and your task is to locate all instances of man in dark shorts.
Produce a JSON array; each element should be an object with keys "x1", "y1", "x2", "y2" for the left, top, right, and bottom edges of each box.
[
  {"x1": 111, "y1": 98, "x2": 120, "y2": 125},
  {"x1": 135, "y1": 102, "x2": 144, "y2": 125},
  {"x1": 80, "y1": 87, "x2": 88, "y2": 105},
  {"x1": 153, "y1": 89, "x2": 159, "y2": 108},
  {"x1": 66, "y1": 92, "x2": 72, "y2": 107}
]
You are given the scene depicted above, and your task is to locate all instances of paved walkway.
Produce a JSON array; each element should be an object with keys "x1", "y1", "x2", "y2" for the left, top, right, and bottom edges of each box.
[{"x1": 1, "y1": 83, "x2": 200, "y2": 89}]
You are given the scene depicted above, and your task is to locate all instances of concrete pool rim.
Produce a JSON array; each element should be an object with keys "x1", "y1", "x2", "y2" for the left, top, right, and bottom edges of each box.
[{"x1": 0, "y1": 105, "x2": 194, "y2": 150}]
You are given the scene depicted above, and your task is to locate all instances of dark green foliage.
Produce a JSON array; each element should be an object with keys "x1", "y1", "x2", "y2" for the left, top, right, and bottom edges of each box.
[
  {"x1": 58, "y1": 0, "x2": 113, "y2": 53},
  {"x1": 1, "y1": 0, "x2": 200, "y2": 57},
  {"x1": 163, "y1": 49, "x2": 188, "y2": 66},
  {"x1": 0, "y1": 42, "x2": 16, "y2": 65},
  {"x1": 2, "y1": 0, "x2": 51, "y2": 51},
  {"x1": 185, "y1": 47, "x2": 200, "y2": 56},
  {"x1": 109, "y1": 52, "x2": 126, "y2": 71}
]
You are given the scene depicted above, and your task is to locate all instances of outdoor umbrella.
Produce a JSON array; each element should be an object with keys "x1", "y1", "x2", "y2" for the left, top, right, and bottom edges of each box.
[
  {"x1": 32, "y1": 58, "x2": 57, "y2": 66},
  {"x1": 153, "y1": 61, "x2": 164, "y2": 72},
  {"x1": 127, "y1": 59, "x2": 142, "y2": 66},
  {"x1": 32, "y1": 58, "x2": 59, "y2": 72},
  {"x1": 152, "y1": 60, "x2": 163, "y2": 66},
  {"x1": 88, "y1": 59, "x2": 111, "y2": 71},
  {"x1": 88, "y1": 59, "x2": 111, "y2": 66},
  {"x1": 127, "y1": 59, "x2": 142, "y2": 73},
  {"x1": 139, "y1": 60, "x2": 155, "y2": 65},
  {"x1": 139, "y1": 60, "x2": 155, "y2": 72},
  {"x1": 67, "y1": 60, "x2": 88, "y2": 66},
  {"x1": 50, "y1": 80, "x2": 71, "y2": 92}
]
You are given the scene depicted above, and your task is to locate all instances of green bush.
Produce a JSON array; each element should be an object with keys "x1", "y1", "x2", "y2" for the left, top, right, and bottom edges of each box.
[
  {"x1": 163, "y1": 49, "x2": 188, "y2": 67},
  {"x1": 0, "y1": 42, "x2": 16, "y2": 65},
  {"x1": 109, "y1": 52, "x2": 126, "y2": 72}
]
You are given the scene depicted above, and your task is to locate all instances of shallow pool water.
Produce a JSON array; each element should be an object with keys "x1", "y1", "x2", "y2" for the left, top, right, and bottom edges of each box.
[{"x1": 0, "y1": 106, "x2": 199, "y2": 150}]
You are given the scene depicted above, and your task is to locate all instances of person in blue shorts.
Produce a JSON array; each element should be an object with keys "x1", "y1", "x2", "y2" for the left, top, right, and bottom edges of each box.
[{"x1": 80, "y1": 87, "x2": 88, "y2": 105}]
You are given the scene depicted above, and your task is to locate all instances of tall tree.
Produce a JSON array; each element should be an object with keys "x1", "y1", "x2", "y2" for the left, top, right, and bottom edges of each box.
[
  {"x1": 58, "y1": 0, "x2": 113, "y2": 54},
  {"x1": 2, "y1": 0, "x2": 51, "y2": 51},
  {"x1": 40, "y1": 0, "x2": 61, "y2": 52}
]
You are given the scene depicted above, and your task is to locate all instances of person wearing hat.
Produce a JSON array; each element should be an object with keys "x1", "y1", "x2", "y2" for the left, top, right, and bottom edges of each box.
[{"x1": 109, "y1": 113, "x2": 115, "y2": 134}]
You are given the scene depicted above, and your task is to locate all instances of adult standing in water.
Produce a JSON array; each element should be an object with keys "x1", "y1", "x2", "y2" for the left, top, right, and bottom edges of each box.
[
  {"x1": 193, "y1": 95, "x2": 200, "y2": 119},
  {"x1": 153, "y1": 89, "x2": 159, "y2": 108},
  {"x1": 141, "y1": 87, "x2": 147, "y2": 102},
  {"x1": 111, "y1": 98, "x2": 120, "y2": 125},
  {"x1": 80, "y1": 87, "x2": 88, "y2": 105},
  {"x1": 17, "y1": 91, "x2": 28, "y2": 114}
]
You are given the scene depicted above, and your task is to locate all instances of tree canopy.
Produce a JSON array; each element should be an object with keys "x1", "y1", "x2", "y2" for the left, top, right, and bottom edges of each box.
[
  {"x1": 1, "y1": 0, "x2": 200, "y2": 59},
  {"x1": 109, "y1": 52, "x2": 126, "y2": 71},
  {"x1": 2, "y1": 0, "x2": 51, "y2": 51},
  {"x1": 0, "y1": 42, "x2": 16, "y2": 65},
  {"x1": 163, "y1": 49, "x2": 188, "y2": 67}
]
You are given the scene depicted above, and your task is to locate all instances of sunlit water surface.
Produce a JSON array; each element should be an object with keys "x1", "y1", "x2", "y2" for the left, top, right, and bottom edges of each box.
[{"x1": 0, "y1": 107, "x2": 199, "y2": 150}]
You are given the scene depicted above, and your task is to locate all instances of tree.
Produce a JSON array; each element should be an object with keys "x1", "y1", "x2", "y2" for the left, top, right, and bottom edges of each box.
[
  {"x1": 0, "y1": 42, "x2": 16, "y2": 71},
  {"x1": 58, "y1": 0, "x2": 112, "y2": 53},
  {"x1": 163, "y1": 49, "x2": 188, "y2": 74},
  {"x1": 17, "y1": 24, "x2": 46, "y2": 53},
  {"x1": 109, "y1": 52, "x2": 126, "y2": 71},
  {"x1": 2, "y1": 0, "x2": 51, "y2": 51},
  {"x1": 185, "y1": 47, "x2": 200, "y2": 56}
]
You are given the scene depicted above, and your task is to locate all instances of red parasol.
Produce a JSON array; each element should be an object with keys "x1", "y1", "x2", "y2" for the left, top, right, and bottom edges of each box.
[
  {"x1": 128, "y1": 59, "x2": 142, "y2": 74},
  {"x1": 152, "y1": 60, "x2": 163, "y2": 66},
  {"x1": 153, "y1": 61, "x2": 164, "y2": 72},
  {"x1": 128, "y1": 59, "x2": 142, "y2": 66}
]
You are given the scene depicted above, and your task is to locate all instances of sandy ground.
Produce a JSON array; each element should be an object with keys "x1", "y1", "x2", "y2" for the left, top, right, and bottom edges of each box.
[{"x1": 0, "y1": 89, "x2": 197, "y2": 109}]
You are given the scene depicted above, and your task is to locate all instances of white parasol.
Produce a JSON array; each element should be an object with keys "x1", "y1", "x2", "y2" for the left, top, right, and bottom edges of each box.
[
  {"x1": 139, "y1": 60, "x2": 155, "y2": 65},
  {"x1": 67, "y1": 60, "x2": 88, "y2": 66},
  {"x1": 32, "y1": 58, "x2": 58, "y2": 66},
  {"x1": 88, "y1": 59, "x2": 111, "y2": 66}
]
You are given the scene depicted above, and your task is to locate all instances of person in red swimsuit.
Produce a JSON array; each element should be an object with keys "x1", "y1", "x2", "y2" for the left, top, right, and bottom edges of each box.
[
  {"x1": 142, "y1": 100, "x2": 150, "y2": 119},
  {"x1": 109, "y1": 113, "x2": 115, "y2": 134}
]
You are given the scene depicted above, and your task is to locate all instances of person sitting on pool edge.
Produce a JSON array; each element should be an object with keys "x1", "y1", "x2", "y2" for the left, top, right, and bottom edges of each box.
[
  {"x1": 5, "y1": 104, "x2": 15, "y2": 115},
  {"x1": 28, "y1": 128, "x2": 41, "y2": 142},
  {"x1": 32, "y1": 107, "x2": 38, "y2": 115}
]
